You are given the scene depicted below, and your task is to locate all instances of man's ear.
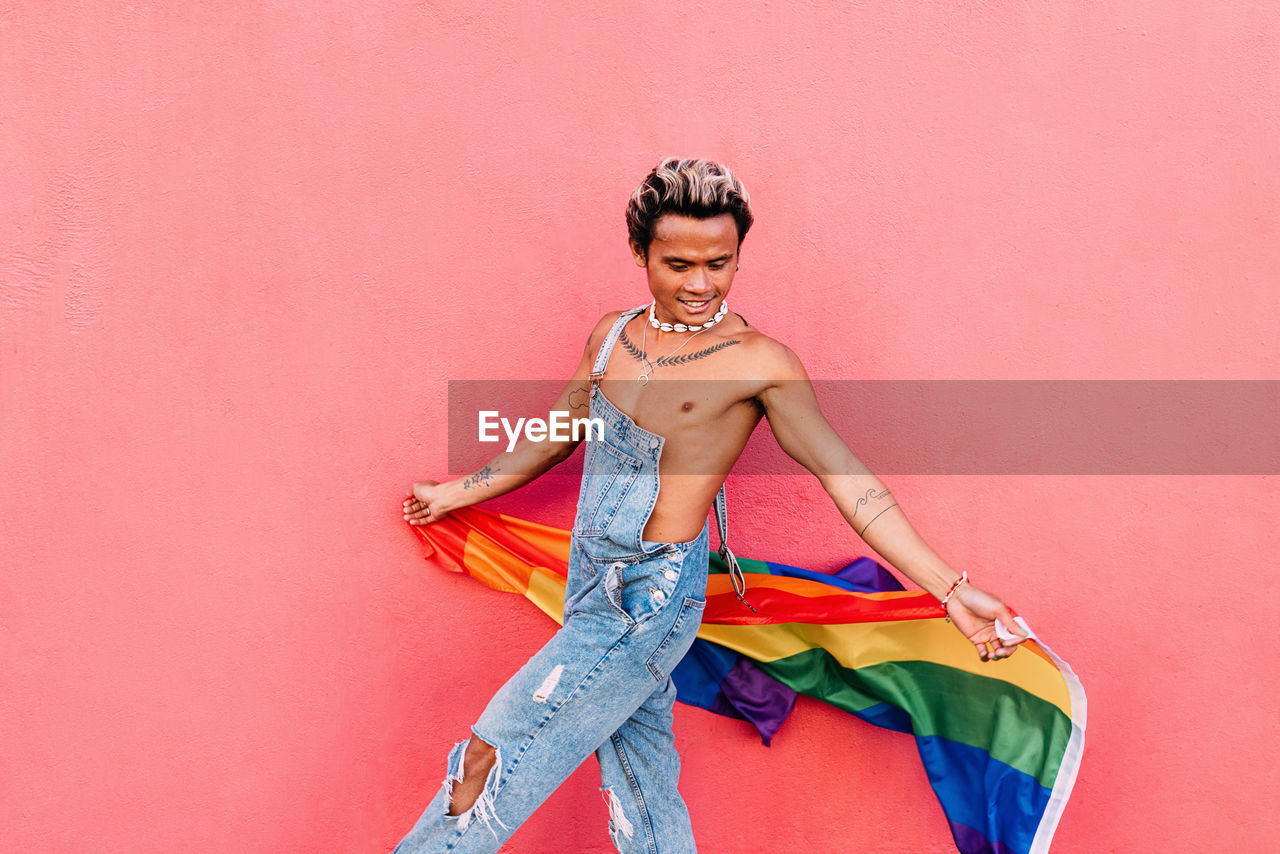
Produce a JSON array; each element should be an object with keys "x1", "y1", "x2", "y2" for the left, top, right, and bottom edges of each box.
[{"x1": 629, "y1": 240, "x2": 648, "y2": 267}]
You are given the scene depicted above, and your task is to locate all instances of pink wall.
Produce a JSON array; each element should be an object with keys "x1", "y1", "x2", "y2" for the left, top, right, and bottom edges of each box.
[{"x1": 3, "y1": 2, "x2": 1277, "y2": 851}]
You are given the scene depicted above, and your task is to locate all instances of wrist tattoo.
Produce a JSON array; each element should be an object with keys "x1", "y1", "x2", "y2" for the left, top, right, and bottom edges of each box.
[{"x1": 462, "y1": 465, "x2": 497, "y2": 490}]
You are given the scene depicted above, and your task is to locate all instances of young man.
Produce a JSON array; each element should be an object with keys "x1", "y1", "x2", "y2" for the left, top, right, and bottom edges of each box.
[{"x1": 394, "y1": 158, "x2": 1026, "y2": 853}]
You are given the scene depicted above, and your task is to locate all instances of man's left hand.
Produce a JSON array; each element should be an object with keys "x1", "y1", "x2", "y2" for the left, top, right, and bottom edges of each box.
[{"x1": 944, "y1": 583, "x2": 1028, "y2": 662}]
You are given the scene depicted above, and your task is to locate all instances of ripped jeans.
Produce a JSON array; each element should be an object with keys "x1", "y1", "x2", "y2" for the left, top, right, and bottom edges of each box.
[
  {"x1": 390, "y1": 528, "x2": 710, "y2": 854},
  {"x1": 393, "y1": 308, "x2": 711, "y2": 852}
]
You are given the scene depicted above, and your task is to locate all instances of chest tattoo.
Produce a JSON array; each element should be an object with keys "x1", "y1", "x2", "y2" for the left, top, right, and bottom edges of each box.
[{"x1": 619, "y1": 328, "x2": 741, "y2": 369}]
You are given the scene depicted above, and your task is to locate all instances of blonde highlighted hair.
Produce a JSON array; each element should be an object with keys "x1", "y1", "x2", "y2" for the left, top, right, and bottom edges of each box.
[{"x1": 626, "y1": 157, "x2": 754, "y2": 259}]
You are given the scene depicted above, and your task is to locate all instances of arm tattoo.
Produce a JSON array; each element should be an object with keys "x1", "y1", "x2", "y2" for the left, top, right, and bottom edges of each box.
[
  {"x1": 852, "y1": 488, "x2": 898, "y2": 537},
  {"x1": 567, "y1": 385, "x2": 590, "y2": 412},
  {"x1": 853, "y1": 487, "x2": 892, "y2": 513},
  {"x1": 462, "y1": 465, "x2": 497, "y2": 490},
  {"x1": 856, "y1": 504, "x2": 899, "y2": 537}
]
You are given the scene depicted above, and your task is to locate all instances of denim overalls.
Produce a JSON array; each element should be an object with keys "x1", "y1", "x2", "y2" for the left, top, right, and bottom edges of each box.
[{"x1": 394, "y1": 306, "x2": 729, "y2": 854}]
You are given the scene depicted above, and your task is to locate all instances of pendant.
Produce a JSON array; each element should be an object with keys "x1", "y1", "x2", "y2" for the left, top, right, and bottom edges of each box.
[{"x1": 637, "y1": 373, "x2": 650, "y2": 386}]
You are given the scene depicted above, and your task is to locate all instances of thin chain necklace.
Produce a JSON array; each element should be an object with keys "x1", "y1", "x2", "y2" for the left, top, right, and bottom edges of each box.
[{"x1": 637, "y1": 303, "x2": 717, "y2": 385}]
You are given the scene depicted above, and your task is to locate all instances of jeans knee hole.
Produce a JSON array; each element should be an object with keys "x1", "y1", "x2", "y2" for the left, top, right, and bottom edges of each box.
[{"x1": 443, "y1": 736, "x2": 507, "y2": 838}]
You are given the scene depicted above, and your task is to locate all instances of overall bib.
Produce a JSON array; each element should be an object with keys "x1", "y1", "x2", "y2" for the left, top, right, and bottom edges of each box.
[{"x1": 394, "y1": 306, "x2": 737, "y2": 854}]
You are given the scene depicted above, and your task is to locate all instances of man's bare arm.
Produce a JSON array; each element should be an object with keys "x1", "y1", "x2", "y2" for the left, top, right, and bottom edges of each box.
[
  {"x1": 756, "y1": 362, "x2": 955, "y2": 597},
  {"x1": 403, "y1": 313, "x2": 617, "y2": 524},
  {"x1": 755, "y1": 343, "x2": 1026, "y2": 661}
]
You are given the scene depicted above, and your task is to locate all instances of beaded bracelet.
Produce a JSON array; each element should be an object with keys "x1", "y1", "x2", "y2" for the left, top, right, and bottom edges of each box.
[{"x1": 940, "y1": 570, "x2": 968, "y2": 622}]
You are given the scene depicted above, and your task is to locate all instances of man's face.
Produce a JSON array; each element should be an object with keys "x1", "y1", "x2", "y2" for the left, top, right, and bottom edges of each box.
[{"x1": 632, "y1": 213, "x2": 739, "y2": 327}]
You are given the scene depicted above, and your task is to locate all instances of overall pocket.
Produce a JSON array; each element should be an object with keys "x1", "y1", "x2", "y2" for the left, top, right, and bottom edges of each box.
[
  {"x1": 646, "y1": 597, "x2": 707, "y2": 681},
  {"x1": 574, "y1": 442, "x2": 643, "y2": 538},
  {"x1": 597, "y1": 547, "x2": 687, "y2": 627}
]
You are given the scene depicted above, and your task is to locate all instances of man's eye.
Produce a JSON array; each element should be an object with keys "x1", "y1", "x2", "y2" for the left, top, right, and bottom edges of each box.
[
  {"x1": 669, "y1": 265, "x2": 687, "y2": 271},
  {"x1": 710, "y1": 263, "x2": 726, "y2": 270}
]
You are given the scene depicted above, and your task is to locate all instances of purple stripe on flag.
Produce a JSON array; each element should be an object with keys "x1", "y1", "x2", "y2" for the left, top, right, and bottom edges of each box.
[
  {"x1": 832, "y1": 556, "x2": 906, "y2": 592},
  {"x1": 766, "y1": 556, "x2": 906, "y2": 594},
  {"x1": 717, "y1": 657, "x2": 798, "y2": 745},
  {"x1": 948, "y1": 821, "x2": 1021, "y2": 854}
]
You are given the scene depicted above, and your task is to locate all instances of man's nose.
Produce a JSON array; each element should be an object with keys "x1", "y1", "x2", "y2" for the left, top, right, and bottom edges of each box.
[{"x1": 683, "y1": 269, "x2": 712, "y2": 292}]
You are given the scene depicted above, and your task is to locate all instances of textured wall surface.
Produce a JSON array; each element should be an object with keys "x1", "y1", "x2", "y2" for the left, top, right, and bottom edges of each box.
[{"x1": 3, "y1": 2, "x2": 1277, "y2": 851}]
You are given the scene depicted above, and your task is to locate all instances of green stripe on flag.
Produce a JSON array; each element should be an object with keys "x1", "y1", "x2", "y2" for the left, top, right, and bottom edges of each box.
[
  {"x1": 708, "y1": 552, "x2": 772, "y2": 575},
  {"x1": 758, "y1": 649, "x2": 1072, "y2": 789}
]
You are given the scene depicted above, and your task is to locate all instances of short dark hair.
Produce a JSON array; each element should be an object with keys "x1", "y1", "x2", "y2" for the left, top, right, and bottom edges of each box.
[{"x1": 626, "y1": 157, "x2": 754, "y2": 260}]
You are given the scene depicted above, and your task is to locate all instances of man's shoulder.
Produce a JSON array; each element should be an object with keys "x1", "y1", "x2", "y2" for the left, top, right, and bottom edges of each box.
[
  {"x1": 586, "y1": 308, "x2": 633, "y2": 343},
  {"x1": 728, "y1": 321, "x2": 807, "y2": 380},
  {"x1": 594, "y1": 308, "x2": 629, "y2": 330},
  {"x1": 577, "y1": 307, "x2": 643, "y2": 360}
]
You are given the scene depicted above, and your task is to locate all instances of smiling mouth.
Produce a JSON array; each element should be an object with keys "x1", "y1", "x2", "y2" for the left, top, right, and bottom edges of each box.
[{"x1": 679, "y1": 298, "x2": 713, "y2": 311}]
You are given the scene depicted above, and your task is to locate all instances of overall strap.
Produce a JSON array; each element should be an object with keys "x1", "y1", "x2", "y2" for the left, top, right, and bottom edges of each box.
[
  {"x1": 590, "y1": 304, "x2": 755, "y2": 612},
  {"x1": 589, "y1": 304, "x2": 649, "y2": 387},
  {"x1": 714, "y1": 485, "x2": 757, "y2": 612}
]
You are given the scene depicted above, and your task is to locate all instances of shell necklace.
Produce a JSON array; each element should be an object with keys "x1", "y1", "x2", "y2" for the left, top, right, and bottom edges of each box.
[
  {"x1": 637, "y1": 301, "x2": 728, "y2": 385},
  {"x1": 648, "y1": 300, "x2": 728, "y2": 332}
]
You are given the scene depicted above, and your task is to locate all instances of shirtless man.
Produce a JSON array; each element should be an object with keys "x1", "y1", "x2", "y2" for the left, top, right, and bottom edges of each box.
[{"x1": 394, "y1": 158, "x2": 1025, "y2": 853}]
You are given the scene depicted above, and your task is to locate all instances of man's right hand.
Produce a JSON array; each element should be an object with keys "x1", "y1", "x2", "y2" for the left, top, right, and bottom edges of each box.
[
  {"x1": 399, "y1": 313, "x2": 615, "y2": 530},
  {"x1": 403, "y1": 481, "x2": 449, "y2": 526}
]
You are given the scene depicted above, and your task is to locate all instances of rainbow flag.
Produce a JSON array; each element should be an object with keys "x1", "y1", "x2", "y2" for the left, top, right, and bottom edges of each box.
[{"x1": 411, "y1": 506, "x2": 1085, "y2": 854}]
